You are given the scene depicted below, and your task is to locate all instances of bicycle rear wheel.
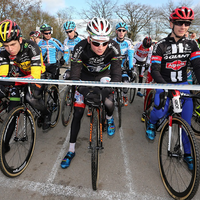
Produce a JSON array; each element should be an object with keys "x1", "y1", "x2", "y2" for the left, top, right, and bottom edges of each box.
[
  {"x1": 45, "y1": 85, "x2": 61, "y2": 128},
  {"x1": 91, "y1": 109, "x2": 99, "y2": 190},
  {"x1": 61, "y1": 86, "x2": 74, "y2": 127},
  {"x1": 129, "y1": 71, "x2": 138, "y2": 103},
  {"x1": 0, "y1": 106, "x2": 36, "y2": 177},
  {"x1": 158, "y1": 116, "x2": 200, "y2": 199}
]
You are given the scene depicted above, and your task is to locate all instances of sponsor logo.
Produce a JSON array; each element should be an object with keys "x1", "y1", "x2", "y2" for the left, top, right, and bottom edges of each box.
[{"x1": 166, "y1": 60, "x2": 186, "y2": 70}]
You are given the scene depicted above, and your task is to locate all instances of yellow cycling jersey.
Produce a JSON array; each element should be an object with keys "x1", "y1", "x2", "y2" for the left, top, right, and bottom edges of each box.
[{"x1": 0, "y1": 39, "x2": 46, "y2": 79}]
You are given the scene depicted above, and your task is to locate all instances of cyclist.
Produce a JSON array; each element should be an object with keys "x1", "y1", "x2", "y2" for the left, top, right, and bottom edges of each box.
[
  {"x1": 146, "y1": 7, "x2": 200, "y2": 170},
  {"x1": 113, "y1": 22, "x2": 134, "y2": 106},
  {"x1": 133, "y1": 37, "x2": 153, "y2": 97},
  {"x1": 0, "y1": 19, "x2": 51, "y2": 130},
  {"x1": 63, "y1": 21, "x2": 85, "y2": 66},
  {"x1": 38, "y1": 24, "x2": 64, "y2": 80},
  {"x1": 60, "y1": 17, "x2": 122, "y2": 169},
  {"x1": 29, "y1": 31, "x2": 41, "y2": 44}
]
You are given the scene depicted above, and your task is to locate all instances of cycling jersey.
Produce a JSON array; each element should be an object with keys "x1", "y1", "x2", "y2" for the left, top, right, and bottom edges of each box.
[
  {"x1": 113, "y1": 37, "x2": 134, "y2": 69},
  {"x1": 0, "y1": 39, "x2": 45, "y2": 79},
  {"x1": 133, "y1": 42, "x2": 153, "y2": 64},
  {"x1": 38, "y1": 38, "x2": 64, "y2": 64},
  {"x1": 151, "y1": 34, "x2": 200, "y2": 84},
  {"x1": 63, "y1": 33, "x2": 85, "y2": 64},
  {"x1": 70, "y1": 39, "x2": 122, "y2": 82}
]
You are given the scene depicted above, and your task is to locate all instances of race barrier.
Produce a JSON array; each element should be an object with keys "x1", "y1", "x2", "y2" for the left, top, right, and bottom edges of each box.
[{"x1": 0, "y1": 76, "x2": 199, "y2": 91}]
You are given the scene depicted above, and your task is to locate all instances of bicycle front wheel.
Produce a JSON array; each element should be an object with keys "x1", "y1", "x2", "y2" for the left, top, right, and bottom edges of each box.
[
  {"x1": 45, "y1": 85, "x2": 61, "y2": 128},
  {"x1": 158, "y1": 116, "x2": 200, "y2": 199},
  {"x1": 61, "y1": 86, "x2": 74, "y2": 127},
  {"x1": 91, "y1": 109, "x2": 99, "y2": 190},
  {"x1": 0, "y1": 106, "x2": 36, "y2": 177}
]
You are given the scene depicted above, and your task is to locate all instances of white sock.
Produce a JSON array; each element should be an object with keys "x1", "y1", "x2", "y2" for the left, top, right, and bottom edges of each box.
[{"x1": 69, "y1": 143, "x2": 75, "y2": 153}]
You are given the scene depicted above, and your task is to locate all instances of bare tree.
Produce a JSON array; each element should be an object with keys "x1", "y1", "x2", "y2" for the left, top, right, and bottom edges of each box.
[
  {"x1": 55, "y1": 7, "x2": 74, "y2": 43},
  {"x1": 115, "y1": 2, "x2": 156, "y2": 41},
  {"x1": 80, "y1": 0, "x2": 117, "y2": 20}
]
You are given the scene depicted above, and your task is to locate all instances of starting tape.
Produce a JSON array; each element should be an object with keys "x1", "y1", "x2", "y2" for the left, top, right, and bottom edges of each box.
[{"x1": 0, "y1": 76, "x2": 199, "y2": 91}]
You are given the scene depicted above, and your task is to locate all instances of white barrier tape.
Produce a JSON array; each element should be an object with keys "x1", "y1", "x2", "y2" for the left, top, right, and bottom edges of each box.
[{"x1": 0, "y1": 77, "x2": 199, "y2": 91}]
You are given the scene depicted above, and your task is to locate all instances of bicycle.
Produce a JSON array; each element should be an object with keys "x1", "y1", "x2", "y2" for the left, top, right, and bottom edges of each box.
[
  {"x1": 0, "y1": 81, "x2": 60, "y2": 177},
  {"x1": 86, "y1": 88, "x2": 106, "y2": 190},
  {"x1": 143, "y1": 90, "x2": 200, "y2": 200},
  {"x1": 0, "y1": 64, "x2": 20, "y2": 123},
  {"x1": 61, "y1": 85, "x2": 75, "y2": 127},
  {"x1": 191, "y1": 91, "x2": 200, "y2": 134}
]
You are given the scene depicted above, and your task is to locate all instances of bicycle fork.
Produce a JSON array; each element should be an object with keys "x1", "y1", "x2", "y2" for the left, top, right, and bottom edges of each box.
[{"x1": 168, "y1": 116, "x2": 183, "y2": 158}]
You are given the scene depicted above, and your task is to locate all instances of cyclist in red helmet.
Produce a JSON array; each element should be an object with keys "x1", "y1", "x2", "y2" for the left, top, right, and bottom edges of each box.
[
  {"x1": 29, "y1": 31, "x2": 41, "y2": 44},
  {"x1": 146, "y1": 7, "x2": 200, "y2": 171},
  {"x1": 133, "y1": 36, "x2": 153, "y2": 97}
]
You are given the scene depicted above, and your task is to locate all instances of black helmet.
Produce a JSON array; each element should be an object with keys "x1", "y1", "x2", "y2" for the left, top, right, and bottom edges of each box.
[{"x1": 143, "y1": 37, "x2": 152, "y2": 48}]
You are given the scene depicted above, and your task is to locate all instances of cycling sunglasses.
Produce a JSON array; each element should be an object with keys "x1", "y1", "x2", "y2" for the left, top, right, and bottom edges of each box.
[
  {"x1": 43, "y1": 32, "x2": 51, "y2": 35},
  {"x1": 90, "y1": 39, "x2": 109, "y2": 47},
  {"x1": 117, "y1": 29, "x2": 126, "y2": 32},
  {"x1": 66, "y1": 30, "x2": 73, "y2": 34},
  {"x1": 173, "y1": 21, "x2": 191, "y2": 27}
]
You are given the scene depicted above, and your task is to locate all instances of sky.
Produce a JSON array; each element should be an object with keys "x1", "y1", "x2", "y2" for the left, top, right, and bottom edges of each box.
[
  {"x1": 41, "y1": 0, "x2": 200, "y2": 17},
  {"x1": 41, "y1": 0, "x2": 200, "y2": 39}
]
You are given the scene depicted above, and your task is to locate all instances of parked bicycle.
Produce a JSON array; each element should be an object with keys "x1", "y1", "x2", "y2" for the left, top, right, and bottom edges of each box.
[
  {"x1": 0, "y1": 81, "x2": 60, "y2": 177},
  {"x1": 86, "y1": 88, "x2": 106, "y2": 190},
  {"x1": 143, "y1": 89, "x2": 200, "y2": 200}
]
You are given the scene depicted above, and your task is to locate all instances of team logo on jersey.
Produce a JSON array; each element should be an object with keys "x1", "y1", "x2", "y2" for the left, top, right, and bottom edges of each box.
[
  {"x1": 166, "y1": 60, "x2": 186, "y2": 70},
  {"x1": 24, "y1": 43, "x2": 28, "y2": 48}
]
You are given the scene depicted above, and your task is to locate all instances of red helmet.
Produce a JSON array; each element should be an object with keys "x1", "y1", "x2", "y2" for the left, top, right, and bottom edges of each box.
[
  {"x1": 143, "y1": 37, "x2": 152, "y2": 48},
  {"x1": 170, "y1": 7, "x2": 194, "y2": 21},
  {"x1": 29, "y1": 31, "x2": 40, "y2": 38}
]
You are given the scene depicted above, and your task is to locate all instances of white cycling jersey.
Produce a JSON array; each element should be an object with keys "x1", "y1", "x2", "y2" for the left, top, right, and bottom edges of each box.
[{"x1": 133, "y1": 42, "x2": 153, "y2": 64}]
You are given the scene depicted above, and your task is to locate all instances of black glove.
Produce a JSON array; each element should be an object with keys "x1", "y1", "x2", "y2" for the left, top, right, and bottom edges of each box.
[{"x1": 60, "y1": 56, "x2": 65, "y2": 65}]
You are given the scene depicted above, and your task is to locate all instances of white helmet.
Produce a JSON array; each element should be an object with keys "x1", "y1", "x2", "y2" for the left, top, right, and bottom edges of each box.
[{"x1": 86, "y1": 17, "x2": 112, "y2": 41}]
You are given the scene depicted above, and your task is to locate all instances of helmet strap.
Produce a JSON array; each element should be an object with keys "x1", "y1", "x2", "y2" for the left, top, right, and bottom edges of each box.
[{"x1": 172, "y1": 25, "x2": 182, "y2": 39}]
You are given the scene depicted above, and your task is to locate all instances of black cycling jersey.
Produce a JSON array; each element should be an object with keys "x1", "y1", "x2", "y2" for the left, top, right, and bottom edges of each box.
[
  {"x1": 70, "y1": 39, "x2": 122, "y2": 82},
  {"x1": 151, "y1": 34, "x2": 200, "y2": 84},
  {"x1": 0, "y1": 39, "x2": 45, "y2": 79}
]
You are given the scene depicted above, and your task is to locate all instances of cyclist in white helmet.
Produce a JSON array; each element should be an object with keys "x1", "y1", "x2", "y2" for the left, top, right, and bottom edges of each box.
[{"x1": 60, "y1": 17, "x2": 122, "y2": 169}]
